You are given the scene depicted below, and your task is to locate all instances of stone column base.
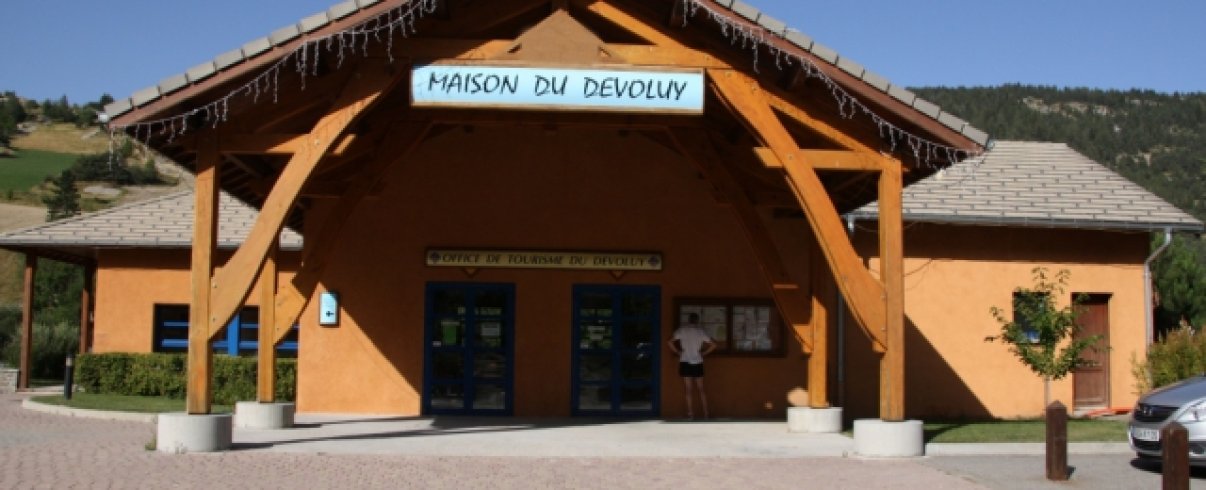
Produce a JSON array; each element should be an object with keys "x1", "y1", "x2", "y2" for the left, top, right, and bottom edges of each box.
[
  {"x1": 235, "y1": 401, "x2": 295, "y2": 429},
  {"x1": 157, "y1": 412, "x2": 233, "y2": 453},
  {"x1": 787, "y1": 406, "x2": 844, "y2": 433},
  {"x1": 852, "y1": 418, "x2": 924, "y2": 457}
]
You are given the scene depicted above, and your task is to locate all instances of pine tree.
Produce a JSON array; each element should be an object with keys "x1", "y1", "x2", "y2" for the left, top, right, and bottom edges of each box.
[{"x1": 42, "y1": 170, "x2": 81, "y2": 221}]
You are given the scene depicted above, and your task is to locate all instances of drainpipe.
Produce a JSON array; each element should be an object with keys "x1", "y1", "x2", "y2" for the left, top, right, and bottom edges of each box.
[
  {"x1": 1144, "y1": 228, "x2": 1173, "y2": 346},
  {"x1": 836, "y1": 214, "x2": 855, "y2": 407}
]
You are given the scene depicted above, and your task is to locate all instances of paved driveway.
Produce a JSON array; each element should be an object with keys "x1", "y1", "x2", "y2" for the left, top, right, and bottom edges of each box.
[{"x1": 2, "y1": 393, "x2": 1201, "y2": 489}]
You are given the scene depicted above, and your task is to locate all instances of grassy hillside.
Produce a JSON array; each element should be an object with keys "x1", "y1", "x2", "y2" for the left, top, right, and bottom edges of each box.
[
  {"x1": 0, "y1": 148, "x2": 76, "y2": 194},
  {"x1": 14, "y1": 123, "x2": 110, "y2": 154}
]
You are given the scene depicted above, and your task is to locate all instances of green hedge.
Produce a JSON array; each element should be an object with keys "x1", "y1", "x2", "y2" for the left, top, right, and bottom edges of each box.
[
  {"x1": 1134, "y1": 326, "x2": 1206, "y2": 395},
  {"x1": 74, "y1": 352, "x2": 296, "y2": 405}
]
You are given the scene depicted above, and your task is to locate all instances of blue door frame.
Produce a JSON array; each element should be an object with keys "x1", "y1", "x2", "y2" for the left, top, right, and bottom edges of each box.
[
  {"x1": 571, "y1": 284, "x2": 660, "y2": 416},
  {"x1": 422, "y1": 283, "x2": 515, "y2": 415}
]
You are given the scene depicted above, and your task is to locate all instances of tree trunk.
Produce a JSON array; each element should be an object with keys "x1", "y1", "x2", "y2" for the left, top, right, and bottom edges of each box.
[{"x1": 1043, "y1": 376, "x2": 1051, "y2": 412}]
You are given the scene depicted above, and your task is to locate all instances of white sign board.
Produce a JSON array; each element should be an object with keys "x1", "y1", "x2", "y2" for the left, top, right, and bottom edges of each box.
[
  {"x1": 411, "y1": 64, "x2": 704, "y2": 114},
  {"x1": 319, "y1": 291, "x2": 339, "y2": 327}
]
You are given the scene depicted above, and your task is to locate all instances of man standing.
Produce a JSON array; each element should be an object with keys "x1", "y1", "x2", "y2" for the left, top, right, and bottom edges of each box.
[{"x1": 668, "y1": 312, "x2": 717, "y2": 420}]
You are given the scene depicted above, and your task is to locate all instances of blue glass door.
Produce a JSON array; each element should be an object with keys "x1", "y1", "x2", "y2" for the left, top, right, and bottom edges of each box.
[
  {"x1": 423, "y1": 283, "x2": 514, "y2": 415},
  {"x1": 572, "y1": 285, "x2": 660, "y2": 416}
]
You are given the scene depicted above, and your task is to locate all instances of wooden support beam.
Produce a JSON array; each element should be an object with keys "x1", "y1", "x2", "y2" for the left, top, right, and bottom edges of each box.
[
  {"x1": 274, "y1": 122, "x2": 432, "y2": 340},
  {"x1": 78, "y1": 266, "x2": 94, "y2": 354},
  {"x1": 18, "y1": 255, "x2": 35, "y2": 390},
  {"x1": 878, "y1": 161, "x2": 906, "y2": 421},
  {"x1": 187, "y1": 133, "x2": 220, "y2": 415},
  {"x1": 577, "y1": 0, "x2": 681, "y2": 47},
  {"x1": 207, "y1": 66, "x2": 404, "y2": 337},
  {"x1": 601, "y1": 44, "x2": 728, "y2": 69},
  {"x1": 220, "y1": 133, "x2": 360, "y2": 156},
  {"x1": 708, "y1": 68, "x2": 886, "y2": 351},
  {"x1": 809, "y1": 250, "x2": 832, "y2": 408},
  {"x1": 257, "y1": 241, "x2": 278, "y2": 403},
  {"x1": 754, "y1": 148, "x2": 886, "y2": 171},
  {"x1": 669, "y1": 128, "x2": 813, "y2": 352}
]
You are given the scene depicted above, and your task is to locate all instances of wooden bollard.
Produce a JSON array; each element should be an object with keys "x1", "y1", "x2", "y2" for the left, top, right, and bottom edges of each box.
[
  {"x1": 1162, "y1": 422, "x2": 1189, "y2": 490},
  {"x1": 1046, "y1": 401, "x2": 1068, "y2": 481}
]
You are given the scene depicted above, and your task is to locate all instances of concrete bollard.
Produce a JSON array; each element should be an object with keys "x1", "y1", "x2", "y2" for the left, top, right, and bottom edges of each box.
[{"x1": 1046, "y1": 401, "x2": 1068, "y2": 481}]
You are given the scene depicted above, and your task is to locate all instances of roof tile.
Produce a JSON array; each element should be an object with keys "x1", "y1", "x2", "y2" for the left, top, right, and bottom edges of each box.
[
  {"x1": 269, "y1": 24, "x2": 302, "y2": 46},
  {"x1": 887, "y1": 85, "x2": 916, "y2": 106},
  {"x1": 130, "y1": 86, "x2": 162, "y2": 107},
  {"x1": 809, "y1": 42, "x2": 838, "y2": 64},
  {"x1": 158, "y1": 74, "x2": 189, "y2": 95},
  {"x1": 103, "y1": 98, "x2": 134, "y2": 118},
  {"x1": 185, "y1": 61, "x2": 218, "y2": 83},
  {"x1": 328, "y1": 1, "x2": 359, "y2": 20},
  {"x1": 912, "y1": 97, "x2": 941, "y2": 119},
  {"x1": 836, "y1": 56, "x2": 865, "y2": 79},
  {"x1": 730, "y1": 1, "x2": 760, "y2": 21},
  {"x1": 213, "y1": 48, "x2": 245, "y2": 70},
  {"x1": 300, "y1": 12, "x2": 332, "y2": 33},
  {"x1": 783, "y1": 30, "x2": 813, "y2": 51},
  {"x1": 757, "y1": 14, "x2": 787, "y2": 36},
  {"x1": 851, "y1": 141, "x2": 1203, "y2": 232},
  {"x1": 860, "y1": 70, "x2": 890, "y2": 92},
  {"x1": 242, "y1": 37, "x2": 273, "y2": 58}
]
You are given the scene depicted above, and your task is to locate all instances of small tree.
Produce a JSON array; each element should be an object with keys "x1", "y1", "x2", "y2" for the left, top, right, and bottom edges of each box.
[
  {"x1": 986, "y1": 267, "x2": 1102, "y2": 409},
  {"x1": 42, "y1": 170, "x2": 81, "y2": 221}
]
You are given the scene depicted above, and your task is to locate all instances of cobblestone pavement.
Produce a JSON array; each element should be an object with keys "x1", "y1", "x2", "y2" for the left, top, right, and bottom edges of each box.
[{"x1": 0, "y1": 392, "x2": 1198, "y2": 489}]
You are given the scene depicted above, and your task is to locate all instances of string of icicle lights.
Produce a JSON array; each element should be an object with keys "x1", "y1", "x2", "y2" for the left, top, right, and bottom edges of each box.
[
  {"x1": 679, "y1": 0, "x2": 980, "y2": 167},
  {"x1": 106, "y1": 0, "x2": 439, "y2": 156},
  {"x1": 107, "y1": 0, "x2": 981, "y2": 168}
]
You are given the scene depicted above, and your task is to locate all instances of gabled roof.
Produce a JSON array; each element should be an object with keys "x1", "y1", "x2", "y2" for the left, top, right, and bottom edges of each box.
[
  {"x1": 0, "y1": 191, "x2": 304, "y2": 257},
  {"x1": 102, "y1": 0, "x2": 989, "y2": 148},
  {"x1": 850, "y1": 141, "x2": 1204, "y2": 232}
]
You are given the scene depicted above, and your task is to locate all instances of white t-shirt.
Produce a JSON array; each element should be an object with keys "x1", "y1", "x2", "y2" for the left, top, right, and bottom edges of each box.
[{"x1": 673, "y1": 325, "x2": 712, "y2": 364}]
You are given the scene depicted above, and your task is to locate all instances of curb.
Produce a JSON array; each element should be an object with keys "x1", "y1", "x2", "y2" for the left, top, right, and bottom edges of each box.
[
  {"x1": 926, "y1": 442, "x2": 1132, "y2": 456},
  {"x1": 21, "y1": 398, "x2": 158, "y2": 424}
]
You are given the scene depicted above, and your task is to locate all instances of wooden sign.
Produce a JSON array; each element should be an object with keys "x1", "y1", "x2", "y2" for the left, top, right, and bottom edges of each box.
[
  {"x1": 426, "y1": 249, "x2": 663, "y2": 271},
  {"x1": 411, "y1": 64, "x2": 704, "y2": 114}
]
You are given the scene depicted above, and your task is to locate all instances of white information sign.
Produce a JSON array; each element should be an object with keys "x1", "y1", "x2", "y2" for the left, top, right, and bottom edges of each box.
[{"x1": 411, "y1": 64, "x2": 704, "y2": 114}]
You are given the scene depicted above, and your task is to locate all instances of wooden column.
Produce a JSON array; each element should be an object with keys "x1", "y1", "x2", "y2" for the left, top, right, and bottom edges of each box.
[
  {"x1": 272, "y1": 123, "x2": 432, "y2": 338},
  {"x1": 257, "y1": 241, "x2": 278, "y2": 403},
  {"x1": 187, "y1": 134, "x2": 220, "y2": 415},
  {"x1": 878, "y1": 163, "x2": 905, "y2": 421},
  {"x1": 18, "y1": 255, "x2": 36, "y2": 390},
  {"x1": 78, "y1": 266, "x2": 94, "y2": 354},
  {"x1": 809, "y1": 250, "x2": 831, "y2": 408}
]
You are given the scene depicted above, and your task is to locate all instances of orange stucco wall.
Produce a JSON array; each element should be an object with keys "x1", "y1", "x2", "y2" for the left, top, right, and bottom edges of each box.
[
  {"x1": 85, "y1": 127, "x2": 1154, "y2": 421},
  {"x1": 846, "y1": 222, "x2": 1150, "y2": 419},
  {"x1": 92, "y1": 248, "x2": 299, "y2": 353},
  {"x1": 294, "y1": 125, "x2": 811, "y2": 417}
]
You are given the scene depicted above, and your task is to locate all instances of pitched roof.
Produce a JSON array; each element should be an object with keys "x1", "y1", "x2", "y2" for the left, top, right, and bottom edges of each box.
[
  {"x1": 0, "y1": 191, "x2": 304, "y2": 252},
  {"x1": 102, "y1": 0, "x2": 989, "y2": 147},
  {"x1": 850, "y1": 141, "x2": 1204, "y2": 232}
]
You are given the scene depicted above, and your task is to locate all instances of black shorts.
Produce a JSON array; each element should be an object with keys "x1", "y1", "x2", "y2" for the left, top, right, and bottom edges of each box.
[{"x1": 679, "y1": 362, "x2": 704, "y2": 378}]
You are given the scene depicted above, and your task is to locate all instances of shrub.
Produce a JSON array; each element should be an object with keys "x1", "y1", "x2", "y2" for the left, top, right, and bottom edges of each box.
[
  {"x1": 0, "y1": 321, "x2": 78, "y2": 379},
  {"x1": 75, "y1": 352, "x2": 296, "y2": 404},
  {"x1": 1133, "y1": 326, "x2": 1206, "y2": 395}
]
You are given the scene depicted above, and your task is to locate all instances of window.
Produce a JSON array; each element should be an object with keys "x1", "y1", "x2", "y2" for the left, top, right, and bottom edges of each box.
[
  {"x1": 153, "y1": 304, "x2": 298, "y2": 356},
  {"x1": 1012, "y1": 292, "x2": 1048, "y2": 343},
  {"x1": 674, "y1": 298, "x2": 783, "y2": 356}
]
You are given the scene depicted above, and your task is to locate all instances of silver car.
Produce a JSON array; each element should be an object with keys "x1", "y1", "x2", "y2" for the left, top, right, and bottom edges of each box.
[{"x1": 1130, "y1": 375, "x2": 1206, "y2": 464}]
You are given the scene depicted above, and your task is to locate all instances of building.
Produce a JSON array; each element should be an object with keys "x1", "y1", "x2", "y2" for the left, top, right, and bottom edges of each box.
[{"x1": 3, "y1": 0, "x2": 1198, "y2": 422}]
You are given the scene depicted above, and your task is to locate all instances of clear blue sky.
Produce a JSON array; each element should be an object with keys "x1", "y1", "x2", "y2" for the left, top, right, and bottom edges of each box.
[{"x1": 2, "y1": 0, "x2": 1204, "y2": 105}]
